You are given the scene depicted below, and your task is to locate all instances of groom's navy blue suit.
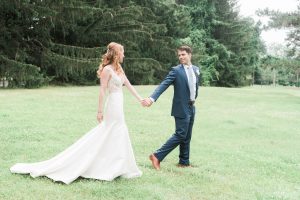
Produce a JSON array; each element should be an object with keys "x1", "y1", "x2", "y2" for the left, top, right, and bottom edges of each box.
[{"x1": 150, "y1": 64, "x2": 200, "y2": 165}]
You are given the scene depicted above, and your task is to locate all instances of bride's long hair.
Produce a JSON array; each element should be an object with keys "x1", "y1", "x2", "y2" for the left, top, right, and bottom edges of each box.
[{"x1": 97, "y1": 42, "x2": 124, "y2": 77}]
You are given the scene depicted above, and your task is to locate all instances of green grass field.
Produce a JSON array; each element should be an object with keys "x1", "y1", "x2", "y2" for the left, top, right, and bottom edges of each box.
[{"x1": 1, "y1": 86, "x2": 300, "y2": 200}]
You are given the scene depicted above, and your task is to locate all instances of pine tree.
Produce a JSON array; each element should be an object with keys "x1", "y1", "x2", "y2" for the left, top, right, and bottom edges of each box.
[
  {"x1": 258, "y1": 4, "x2": 300, "y2": 86},
  {"x1": 0, "y1": 0, "x2": 181, "y2": 87}
]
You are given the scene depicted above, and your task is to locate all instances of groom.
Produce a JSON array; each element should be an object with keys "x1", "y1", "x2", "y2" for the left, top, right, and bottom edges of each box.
[{"x1": 142, "y1": 45, "x2": 200, "y2": 170}]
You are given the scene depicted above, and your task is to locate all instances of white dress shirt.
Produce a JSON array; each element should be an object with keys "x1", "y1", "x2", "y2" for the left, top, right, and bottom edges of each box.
[{"x1": 183, "y1": 64, "x2": 196, "y2": 100}]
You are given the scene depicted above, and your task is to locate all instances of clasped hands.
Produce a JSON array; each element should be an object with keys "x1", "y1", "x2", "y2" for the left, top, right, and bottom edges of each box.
[{"x1": 140, "y1": 98, "x2": 153, "y2": 107}]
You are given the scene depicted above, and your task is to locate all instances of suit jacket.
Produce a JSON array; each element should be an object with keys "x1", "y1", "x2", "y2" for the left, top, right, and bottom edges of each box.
[{"x1": 150, "y1": 64, "x2": 200, "y2": 118}]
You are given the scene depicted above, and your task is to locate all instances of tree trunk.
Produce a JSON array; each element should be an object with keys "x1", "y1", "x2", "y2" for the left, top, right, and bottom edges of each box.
[
  {"x1": 252, "y1": 67, "x2": 255, "y2": 86},
  {"x1": 273, "y1": 68, "x2": 276, "y2": 87}
]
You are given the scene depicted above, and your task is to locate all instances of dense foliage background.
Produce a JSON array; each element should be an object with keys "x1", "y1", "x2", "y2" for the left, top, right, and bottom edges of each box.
[{"x1": 0, "y1": 0, "x2": 299, "y2": 88}]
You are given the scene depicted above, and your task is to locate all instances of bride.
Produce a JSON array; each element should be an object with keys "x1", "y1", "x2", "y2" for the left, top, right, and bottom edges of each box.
[{"x1": 10, "y1": 42, "x2": 143, "y2": 184}]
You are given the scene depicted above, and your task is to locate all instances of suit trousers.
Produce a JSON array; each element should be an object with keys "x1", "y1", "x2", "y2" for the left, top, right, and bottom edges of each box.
[{"x1": 154, "y1": 105, "x2": 195, "y2": 165}]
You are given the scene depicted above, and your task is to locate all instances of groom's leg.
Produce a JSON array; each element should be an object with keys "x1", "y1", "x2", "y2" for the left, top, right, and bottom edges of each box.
[
  {"x1": 179, "y1": 107, "x2": 195, "y2": 165},
  {"x1": 154, "y1": 116, "x2": 190, "y2": 162}
]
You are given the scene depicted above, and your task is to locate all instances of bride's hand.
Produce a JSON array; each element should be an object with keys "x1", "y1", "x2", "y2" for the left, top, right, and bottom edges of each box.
[
  {"x1": 97, "y1": 112, "x2": 103, "y2": 123},
  {"x1": 139, "y1": 98, "x2": 145, "y2": 107},
  {"x1": 138, "y1": 97, "x2": 143, "y2": 103}
]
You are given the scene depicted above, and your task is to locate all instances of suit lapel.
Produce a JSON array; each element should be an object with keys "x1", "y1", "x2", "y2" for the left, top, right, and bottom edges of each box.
[
  {"x1": 180, "y1": 64, "x2": 189, "y2": 89},
  {"x1": 180, "y1": 64, "x2": 199, "y2": 90},
  {"x1": 192, "y1": 65, "x2": 199, "y2": 84}
]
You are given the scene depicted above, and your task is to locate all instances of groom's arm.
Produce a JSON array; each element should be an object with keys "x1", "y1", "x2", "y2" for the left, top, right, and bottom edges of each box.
[{"x1": 150, "y1": 67, "x2": 176, "y2": 101}]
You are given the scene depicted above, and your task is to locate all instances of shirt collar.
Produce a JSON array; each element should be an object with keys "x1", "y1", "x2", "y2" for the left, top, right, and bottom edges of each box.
[{"x1": 183, "y1": 64, "x2": 193, "y2": 69}]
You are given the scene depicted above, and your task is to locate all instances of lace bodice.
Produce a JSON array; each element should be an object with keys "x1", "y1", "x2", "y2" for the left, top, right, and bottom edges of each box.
[{"x1": 107, "y1": 67, "x2": 124, "y2": 93}]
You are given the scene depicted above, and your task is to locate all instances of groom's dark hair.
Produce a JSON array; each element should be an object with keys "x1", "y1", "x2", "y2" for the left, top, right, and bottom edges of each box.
[{"x1": 177, "y1": 45, "x2": 192, "y2": 54}]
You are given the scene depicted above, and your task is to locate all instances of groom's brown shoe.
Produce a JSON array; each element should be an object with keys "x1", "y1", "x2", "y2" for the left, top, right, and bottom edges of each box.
[
  {"x1": 149, "y1": 154, "x2": 160, "y2": 170},
  {"x1": 176, "y1": 163, "x2": 192, "y2": 168}
]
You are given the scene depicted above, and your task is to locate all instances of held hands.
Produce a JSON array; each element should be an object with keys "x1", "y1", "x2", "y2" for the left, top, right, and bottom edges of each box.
[{"x1": 141, "y1": 98, "x2": 153, "y2": 107}]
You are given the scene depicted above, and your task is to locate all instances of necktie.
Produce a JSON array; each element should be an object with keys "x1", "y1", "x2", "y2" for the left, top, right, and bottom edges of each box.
[{"x1": 187, "y1": 66, "x2": 195, "y2": 101}]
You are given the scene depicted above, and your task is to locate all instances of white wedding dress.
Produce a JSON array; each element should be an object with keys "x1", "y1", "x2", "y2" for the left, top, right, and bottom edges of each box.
[{"x1": 10, "y1": 69, "x2": 142, "y2": 184}]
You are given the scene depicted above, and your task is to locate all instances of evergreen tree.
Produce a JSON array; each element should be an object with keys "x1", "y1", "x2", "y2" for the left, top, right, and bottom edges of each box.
[
  {"x1": 0, "y1": 0, "x2": 52, "y2": 88},
  {"x1": 173, "y1": 0, "x2": 264, "y2": 86},
  {"x1": 258, "y1": 4, "x2": 300, "y2": 86},
  {"x1": 211, "y1": 0, "x2": 264, "y2": 86},
  {"x1": 0, "y1": 0, "x2": 265, "y2": 88},
  {"x1": 0, "y1": 0, "x2": 182, "y2": 87}
]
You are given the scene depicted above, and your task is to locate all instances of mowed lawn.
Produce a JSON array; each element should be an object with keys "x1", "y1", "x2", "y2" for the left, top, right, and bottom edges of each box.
[{"x1": 0, "y1": 85, "x2": 299, "y2": 200}]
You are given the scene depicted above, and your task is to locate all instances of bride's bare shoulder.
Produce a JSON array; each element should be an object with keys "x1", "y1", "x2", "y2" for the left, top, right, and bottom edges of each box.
[
  {"x1": 100, "y1": 66, "x2": 113, "y2": 80},
  {"x1": 102, "y1": 65, "x2": 113, "y2": 74},
  {"x1": 104, "y1": 65, "x2": 113, "y2": 70}
]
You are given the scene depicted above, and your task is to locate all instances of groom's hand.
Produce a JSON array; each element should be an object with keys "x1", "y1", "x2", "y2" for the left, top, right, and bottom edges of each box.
[
  {"x1": 142, "y1": 98, "x2": 153, "y2": 107},
  {"x1": 141, "y1": 99, "x2": 149, "y2": 107}
]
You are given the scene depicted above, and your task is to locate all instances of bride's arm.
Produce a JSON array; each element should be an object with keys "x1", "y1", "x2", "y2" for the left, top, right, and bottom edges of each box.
[
  {"x1": 123, "y1": 73, "x2": 143, "y2": 103},
  {"x1": 97, "y1": 67, "x2": 110, "y2": 123}
]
